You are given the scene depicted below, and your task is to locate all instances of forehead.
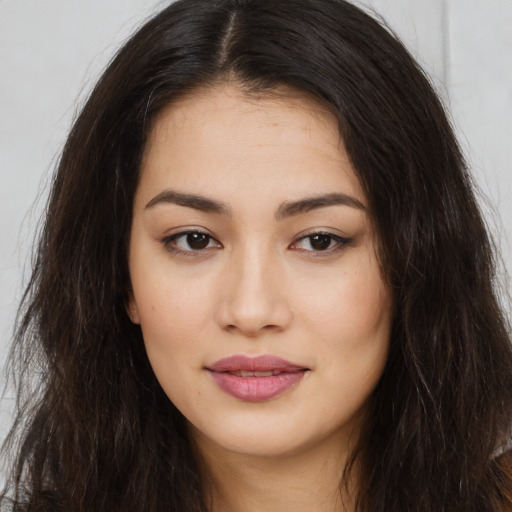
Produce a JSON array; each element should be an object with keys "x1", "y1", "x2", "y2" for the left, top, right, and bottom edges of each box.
[{"x1": 137, "y1": 83, "x2": 365, "y2": 210}]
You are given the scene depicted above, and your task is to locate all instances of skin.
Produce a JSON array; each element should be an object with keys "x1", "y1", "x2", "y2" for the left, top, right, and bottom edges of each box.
[{"x1": 128, "y1": 84, "x2": 392, "y2": 511}]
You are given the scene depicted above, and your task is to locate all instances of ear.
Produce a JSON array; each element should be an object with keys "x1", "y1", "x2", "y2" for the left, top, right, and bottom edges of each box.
[{"x1": 126, "y1": 292, "x2": 141, "y2": 324}]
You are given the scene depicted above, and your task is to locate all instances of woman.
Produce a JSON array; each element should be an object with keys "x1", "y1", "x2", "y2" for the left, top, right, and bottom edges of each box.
[{"x1": 2, "y1": 0, "x2": 512, "y2": 510}]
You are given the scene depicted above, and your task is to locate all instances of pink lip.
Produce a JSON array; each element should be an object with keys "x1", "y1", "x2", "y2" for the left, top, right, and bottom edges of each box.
[{"x1": 207, "y1": 355, "x2": 309, "y2": 402}]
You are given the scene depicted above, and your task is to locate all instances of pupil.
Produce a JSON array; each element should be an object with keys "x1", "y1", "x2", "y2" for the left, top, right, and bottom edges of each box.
[
  {"x1": 187, "y1": 232, "x2": 209, "y2": 250},
  {"x1": 310, "y1": 234, "x2": 331, "y2": 251}
]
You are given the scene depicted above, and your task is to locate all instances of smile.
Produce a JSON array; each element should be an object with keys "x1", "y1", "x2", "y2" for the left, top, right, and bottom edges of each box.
[{"x1": 207, "y1": 355, "x2": 309, "y2": 402}]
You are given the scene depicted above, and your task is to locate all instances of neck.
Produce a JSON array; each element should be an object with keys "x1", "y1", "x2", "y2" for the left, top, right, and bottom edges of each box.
[{"x1": 192, "y1": 429, "x2": 358, "y2": 512}]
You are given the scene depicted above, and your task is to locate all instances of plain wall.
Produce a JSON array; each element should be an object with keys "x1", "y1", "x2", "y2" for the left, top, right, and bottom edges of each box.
[{"x1": 1, "y1": 0, "x2": 511, "y2": 441}]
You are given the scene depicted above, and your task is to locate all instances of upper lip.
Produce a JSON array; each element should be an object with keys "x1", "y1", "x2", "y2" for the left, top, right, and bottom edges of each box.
[{"x1": 207, "y1": 355, "x2": 308, "y2": 373}]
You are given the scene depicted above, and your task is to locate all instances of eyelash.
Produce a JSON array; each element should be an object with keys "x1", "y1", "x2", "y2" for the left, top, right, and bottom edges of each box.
[
  {"x1": 161, "y1": 230, "x2": 222, "y2": 256},
  {"x1": 289, "y1": 232, "x2": 352, "y2": 254},
  {"x1": 161, "y1": 230, "x2": 352, "y2": 256}
]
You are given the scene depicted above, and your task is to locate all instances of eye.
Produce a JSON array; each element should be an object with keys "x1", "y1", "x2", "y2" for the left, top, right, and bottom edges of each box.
[
  {"x1": 291, "y1": 232, "x2": 351, "y2": 253},
  {"x1": 162, "y1": 230, "x2": 222, "y2": 254}
]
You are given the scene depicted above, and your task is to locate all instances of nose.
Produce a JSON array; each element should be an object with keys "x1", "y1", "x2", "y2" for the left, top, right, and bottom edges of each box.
[{"x1": 215, "y1": 245, "x2": 293, "y2": 337}]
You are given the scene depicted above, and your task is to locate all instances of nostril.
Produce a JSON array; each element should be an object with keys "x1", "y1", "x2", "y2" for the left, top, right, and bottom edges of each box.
[{"x1": 214, "y1": 268, "x2": 293, "y2": 334}]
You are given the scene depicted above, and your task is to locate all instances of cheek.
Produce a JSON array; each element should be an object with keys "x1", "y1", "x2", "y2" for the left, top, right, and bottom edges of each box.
[
  {"x1": 135, "y1": 284, "x2": 210, "y2": 354},
  {"x1": 296, "y1": 253, "x2": 391, "y2": 388},
  {"x1": 298, "y1": 262, "x2": 391, "y2": 341},
  {"x1": 311, "y1": 287, "x2": 390, "y2": 430},
  {"x1": 129, "y1": 256, "x2": 216, "y2": 366},
  {"x1": 132, "y1": 282, "x2": 210, "y2": 407}
]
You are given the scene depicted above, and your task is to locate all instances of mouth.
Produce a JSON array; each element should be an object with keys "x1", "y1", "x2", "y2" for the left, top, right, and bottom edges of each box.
[
  {"x1": 206, "y1": 355, "x2": 310, "y2": 402},
  {"x1": 226, "y1": 370, "x2": 287, "y2": 377}
]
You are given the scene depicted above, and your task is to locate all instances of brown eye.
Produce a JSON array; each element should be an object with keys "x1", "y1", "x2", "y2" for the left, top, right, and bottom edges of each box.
[
  {"x1": 309, "y1": 234, "x2": 333, "y2": 251},
  {"x1": 162, "y1": 230, "x2": 222, "y2": 254},
  {"x1": 291, "y1": 232, "x2": 352, "y2": 253},
  {"x1": 186, "y1": 232, "x2": 210, "y2": 250}
]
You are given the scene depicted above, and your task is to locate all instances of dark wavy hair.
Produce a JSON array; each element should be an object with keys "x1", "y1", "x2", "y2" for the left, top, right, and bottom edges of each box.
[{"x1": 2, "y1": 0, "x2": 512, "y2": 510}]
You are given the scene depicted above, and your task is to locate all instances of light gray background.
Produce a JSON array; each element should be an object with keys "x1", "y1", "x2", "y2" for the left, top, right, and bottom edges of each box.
[{"x1": 1, "y1": 0, "x2": 512, "y2": 437}]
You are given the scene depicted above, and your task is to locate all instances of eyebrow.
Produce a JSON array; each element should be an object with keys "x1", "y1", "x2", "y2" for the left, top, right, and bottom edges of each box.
[
  {"x1": 145, "y1": 190, "x2": 231, "y2": 215},
  {"x1": 145, "y1": 189, "x2": 365, "y2": 218},
  {"x1": 275, "y1": 193, "x2": 366, "y2": 220}
]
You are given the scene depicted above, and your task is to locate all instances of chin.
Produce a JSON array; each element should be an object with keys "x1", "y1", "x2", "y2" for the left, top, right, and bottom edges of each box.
[{"x1": 188, "y1": 412, "x2": 353, "y2": 461}]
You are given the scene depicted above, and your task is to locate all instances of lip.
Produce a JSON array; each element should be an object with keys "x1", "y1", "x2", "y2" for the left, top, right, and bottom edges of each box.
[{"x1": 207, "y1": 355, "x2": 309, "y2": 402}]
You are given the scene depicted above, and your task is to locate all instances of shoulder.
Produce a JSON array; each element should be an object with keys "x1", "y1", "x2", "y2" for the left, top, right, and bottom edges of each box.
[{"x1": 494, "y1": 449, "x2": 512, "y2": 510}]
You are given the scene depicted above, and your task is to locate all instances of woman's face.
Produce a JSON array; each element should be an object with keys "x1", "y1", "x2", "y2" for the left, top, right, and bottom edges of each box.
[{"x1": 128, "y1": 84, "x2": 392, "y2": 459}]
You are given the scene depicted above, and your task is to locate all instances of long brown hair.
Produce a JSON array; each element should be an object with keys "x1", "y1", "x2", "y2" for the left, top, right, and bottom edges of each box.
[{"x1": 2, "y1": 0, "x2": 512, "y2": 510}]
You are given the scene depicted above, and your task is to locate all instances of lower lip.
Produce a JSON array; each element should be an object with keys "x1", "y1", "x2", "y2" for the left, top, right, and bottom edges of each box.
[{"x1": 209, "y1": 371, "x2": 307, "y2": 402}]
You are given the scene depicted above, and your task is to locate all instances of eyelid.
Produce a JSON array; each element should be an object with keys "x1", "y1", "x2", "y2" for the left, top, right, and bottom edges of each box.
[
  {"x1": 161, "y1": 227, "x2": 222, "y2": 256},
  {"x1": 289, "y1": 229, "x2": 353, "y2": 254},
  {"x1": 159, "y1": 227, "x2": 353, "y2": 256}
]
